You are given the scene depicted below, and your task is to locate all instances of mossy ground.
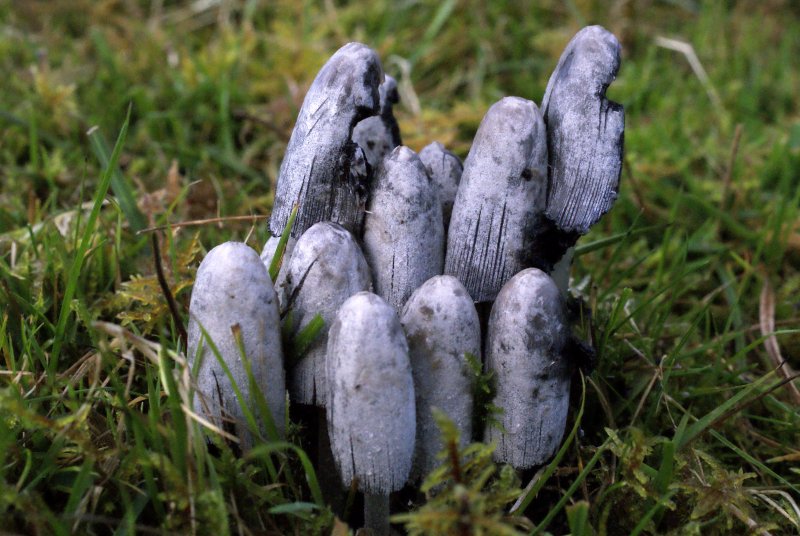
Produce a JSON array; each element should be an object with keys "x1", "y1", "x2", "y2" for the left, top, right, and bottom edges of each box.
[{"x1": 1, "y1": 1, "x2": 799, "y2": 534}]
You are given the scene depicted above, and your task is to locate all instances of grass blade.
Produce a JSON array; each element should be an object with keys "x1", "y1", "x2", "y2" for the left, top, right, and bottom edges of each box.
[
  {"x1": 87, "y1": 124, "x2": 147, "y2": 233},
  {"x1": 50, "y1": 106, "x2": 131, "y2": 371}
]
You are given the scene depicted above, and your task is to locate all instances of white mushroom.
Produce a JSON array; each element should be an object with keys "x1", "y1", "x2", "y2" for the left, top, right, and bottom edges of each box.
[
  {"x1": 283, "y1": 222, "x2": 371, "y2": 406},
  {"x1": 418, "y1": 141, "x2": 463, "y2": 230},
  {"x1": 188, "y1": 242, "x2": 285, "y2": 449},
  {"x1": 485, "y1": 268, "x2": 569, "y2": 469},
  {"x1": 363, "y1": 146, "x2": 444, "y2": 309},
  {"x1": 269, "y1": 42, "x2": 383, "y2": 239},
  {"x1": 400, "y1": 275, "x2": 479, "y2": 480},
  {"x1": 326, "y1": 292, "x2": 415, "y2": 535},
  {"x1": 444, "y1": 96, "x2": 548, "y2": 303}
]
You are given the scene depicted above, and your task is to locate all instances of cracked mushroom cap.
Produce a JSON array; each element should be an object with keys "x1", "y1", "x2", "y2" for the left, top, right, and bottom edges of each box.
[
  {"x1": 363, "y1": 146, "x2": 444, "y2": 309},
  {"x1": 188, "y1": 242, "x2": 285, "y2": 448},
  {"x1": 269, "y1": 42, "x2": 384, "y2": 239},
  {"x1": 400, "y1": 275, "x2": 479, "y2": 480},
  {"x1": 485, "y1": 268, "x2": 569, "y2": 469},
  {"x1": 353, "y1": 74, "x2": 402, "y2": 169},
  {"x1": 283, "y1": 222, "x2": 372, "y2": 406},
  {"x1": 444, "y1": 96, "x2": 548, "y2": 303},
  {"x1": 326, "y1": 292, "x2": 415, "y2": 494},
  {"x1": 541, "y1": 25, "x2": 624, "y2": 237}
]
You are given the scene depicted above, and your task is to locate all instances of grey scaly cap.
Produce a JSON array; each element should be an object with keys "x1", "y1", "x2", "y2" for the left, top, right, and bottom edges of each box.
[
  {"x1": 283, "y1": 222, "x2": 371, "y2": 406},
  {"x1": 541, "y1": 25, "x2": 624, "y2": 243},
  {"x1": 444, "y1": 96, "x2": 548, "y2": 303},
  {"x1": 418, "y1": 141, "x2": 463, "y2": 230},
  {"x1": 363, "y1": 146, "x2": 444, "y2": 309},
  {"x1": 400, "y1": 275, "x2": 479, "y2": 480},
  {"x1": 326, "y1": 291, "x2": 416, "y2": 494},
  {"x1": 269, "y1": 42, "x2": 383, "y2": 239},
  {"x1": 188, "y1": 242, "x2": 285, "y2": 448},
  {"x1": 485, "y1": 268, "x2": 569, "y2": 469}
]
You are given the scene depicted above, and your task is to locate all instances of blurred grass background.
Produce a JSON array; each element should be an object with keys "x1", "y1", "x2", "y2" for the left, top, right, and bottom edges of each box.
[{"x1": 1, "y1": 0, "x2": 799, "y2": 534}]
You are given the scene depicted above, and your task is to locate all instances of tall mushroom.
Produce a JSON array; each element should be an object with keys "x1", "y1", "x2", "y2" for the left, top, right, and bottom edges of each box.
[
  {"x1": 363, "y1": 146, "x2": 444, "y2": 309},
  {"x1": 418, "y1": 141, "x2": 463, "y2": 230},
  {"x1": 539, "y1": 25, "x2": 625, "y2": 271},
  {"x1": 444, "y1": 96, "x2": 548, "y2": 303},
  {"x1": 327, "y1": 292, "x2": 415, "y2": 535},
  {"x1": 188, "y1": 242, "x2": 285, "y2": 449},
  {"x1": 485, "y1": 268, "x2": 569, "y2": 469},
  {"x1": 400, "y1": 275, "x2": 479, "y2": 480},
  {"x1": 352, "y1": 74, "x2": 402, "y2": 169},
  {"x1": 269, "y1": 42, "x2": 383, "y2": 239}
]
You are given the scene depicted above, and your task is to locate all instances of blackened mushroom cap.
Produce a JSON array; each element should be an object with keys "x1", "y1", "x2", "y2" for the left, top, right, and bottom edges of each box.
[
  {"x1": 326, "y1": 291, "x2": 416, "y2": 494},
  {"x1": 269, "y1": 42, "x2": 384, "y2": 239},
  {"x1": 541, "y1": 25, "x2": 625, "y2": 237},
  {"x1": 353, "y1": 74, "x2": 402, "y2": 169}
]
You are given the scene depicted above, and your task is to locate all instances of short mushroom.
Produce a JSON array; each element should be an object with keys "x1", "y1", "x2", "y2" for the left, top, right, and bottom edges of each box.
[
  {"x1": 418, "y1": 141, "x2": 463, "y2": 230},
  {"x1": 363, "y1": 146, "x2": 444, "y2": 309},
  {"x1": 400, "y1": 275, "x2": 479, "y2": 480},
  {"x1": 269, "y1": 42, "x2": 383, "y2": 239},
  {"x1": 187, "y1": 242, "x2": 285, "y2": 449},
  {"x1": 443, "y1": 96, "x2": 548, "y2": 303},
  {"x1": 326, "y1": 292, "x2": 415, "y2": 535},
  {"x1": 485, "y1": 268, "x2": 569, "y2": 469},
  {"x1": 539, "y1": 25, "x2": 625, "y2": 269},
  {"x1": 352, "y1": 74, "x2": 402, "y2": 169},
  {"x1": 283, "y1": 222, "x2": 371, "y2": 407}
]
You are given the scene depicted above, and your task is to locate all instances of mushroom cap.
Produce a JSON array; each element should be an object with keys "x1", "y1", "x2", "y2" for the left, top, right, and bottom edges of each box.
[
  {"x1": 353, "y1": 75, "x2": 402, "y2": 169},
  {"x1": 444, "y1": 96, "x2": 548, "y2": 303},
  {"x1": 485, "y1": 268, "x2": 569, "y2": 469},
  {"x1": 283, "y1": 222, "x2": 372, "y2": 406},
  {"x1": 400, "y1": 275, "x2": 479, "y2": 480},
  {"x1": 363, "y1": 146, "x2": 444, "y2": 309},
  {"x1": 269, "y1": 42, "x2": 384, "y2": 238},
  {"x1": 418, "y1": 141, "x2": 463, "y2": 229},
  {"x1": 188, "y1": 241, "x2": 285, "y2": 447},
  {"x1": 327, "y1": 292, "x2": 416, "y2": 494},
  {"x1": 541, "y1": 25, "x2": 624, "y2": 236}
]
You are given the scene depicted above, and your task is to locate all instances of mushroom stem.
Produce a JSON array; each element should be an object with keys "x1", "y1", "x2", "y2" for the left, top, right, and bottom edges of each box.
[
  {"x1": 551, "y1": 247, "x2": 574, "y2": 295},
  {"x1": 364, "y1": 492, "x2": 391, "y2": 536}
]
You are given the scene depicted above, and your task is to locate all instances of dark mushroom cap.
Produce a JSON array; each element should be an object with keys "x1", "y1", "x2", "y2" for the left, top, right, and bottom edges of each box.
[
  {"x1": 541, "y1": 25, "x2": 624, "y2": 236},
  {"x1": 353, "y1": 75, "x2": 402, "y2": 169},
  {"x1": 269, "y1": 42, "x2": 383, "y2": 238}
]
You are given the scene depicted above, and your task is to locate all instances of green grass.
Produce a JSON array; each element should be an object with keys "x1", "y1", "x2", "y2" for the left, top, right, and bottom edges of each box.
[{"x1": 1, "y1": 0, "x2": 800, "y2": 534}]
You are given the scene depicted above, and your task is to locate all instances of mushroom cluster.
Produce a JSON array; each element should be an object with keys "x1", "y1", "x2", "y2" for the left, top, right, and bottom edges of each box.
[{"x1": 187, "y1": 27, "x2": 624, "y2": 534}]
